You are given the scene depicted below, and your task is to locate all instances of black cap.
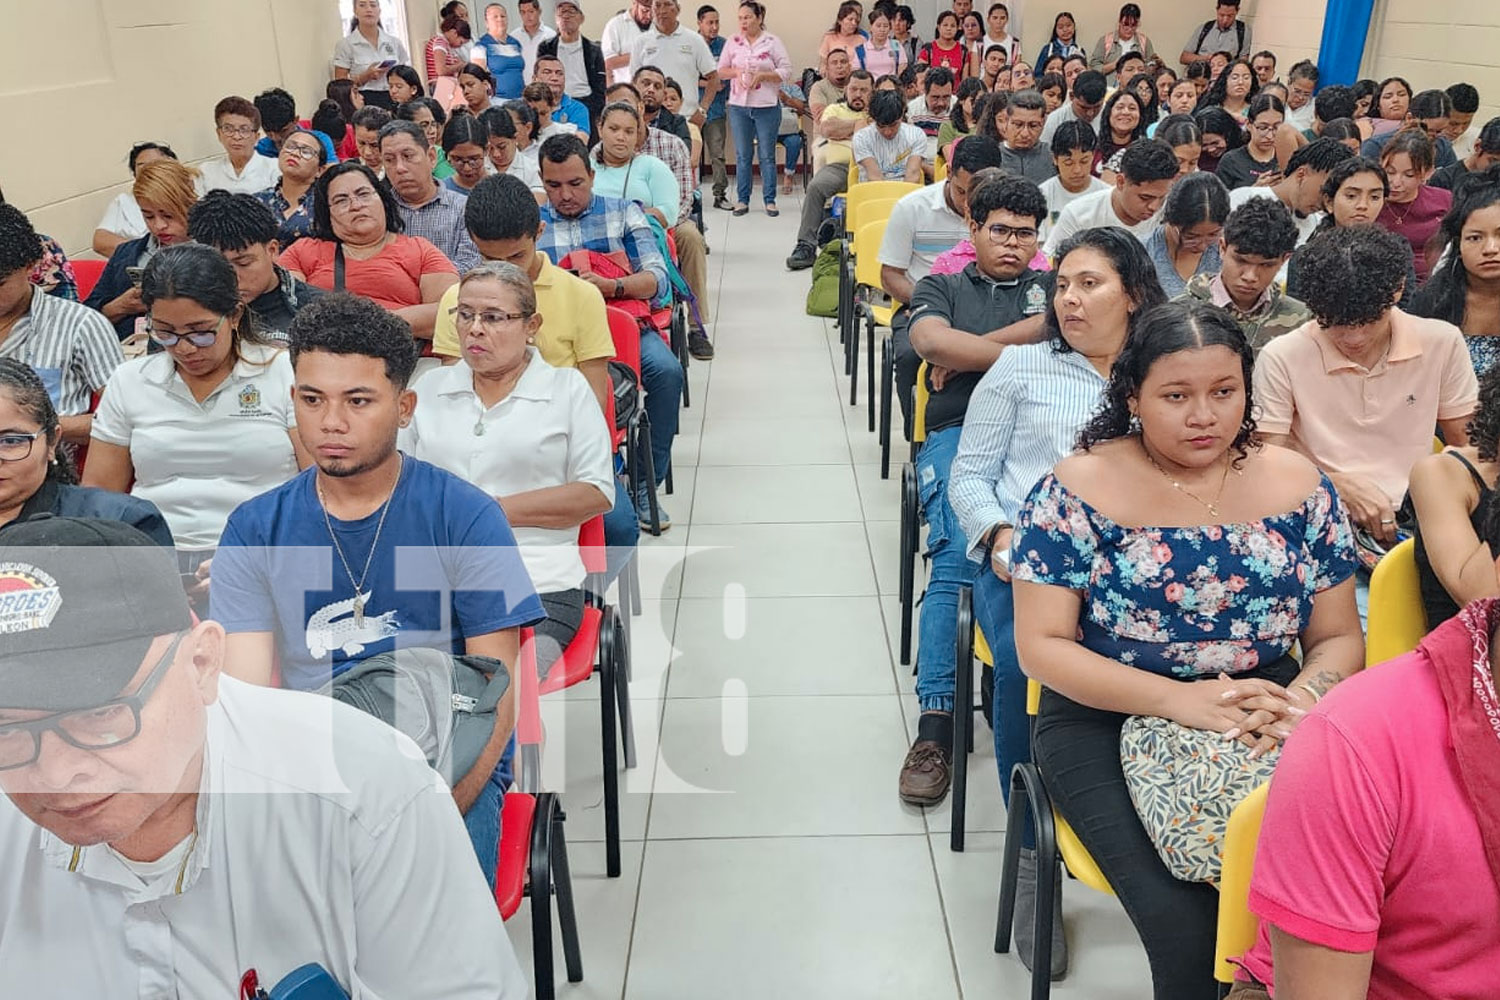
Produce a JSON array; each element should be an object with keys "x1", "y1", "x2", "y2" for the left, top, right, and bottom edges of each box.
[{"x1": 0, "y1": 516, "x2": 192, "y2": 711}]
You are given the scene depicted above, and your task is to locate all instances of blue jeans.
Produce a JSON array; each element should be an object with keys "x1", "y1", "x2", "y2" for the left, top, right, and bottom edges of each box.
[
  {"x1": 777, "y1": 132, "x2": 802, "y2": 175},
  {"x1": 973, "y1": 568, "x2": 1033, "y2": 848},
  {"x1": 602, "y1": 473, "x2": 640, "y2": 581},
  {"x1": 462, "y1": 742, "x2": 514, "y2": 890},
  {"x1": 638, "y1": 328, "x2": 682, "y2": 490},
  {"x1": 914, "y1": 426, "x2": 979, "y2": 712},
  {"x1": 729, "y1": 103, "x2": 781, "y2": 205}
]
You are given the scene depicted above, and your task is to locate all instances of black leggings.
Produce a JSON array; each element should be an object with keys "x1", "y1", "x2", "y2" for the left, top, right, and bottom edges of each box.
[
  {"x1": 359, "y1": 89, "x2": 395, "y2": 111},
  {"x1": 1032, "y1": 657, "x2": 1299, "y2": 1000},
  {"x1": 535, "y1": 589, "x2": 585, "y2": 681}
]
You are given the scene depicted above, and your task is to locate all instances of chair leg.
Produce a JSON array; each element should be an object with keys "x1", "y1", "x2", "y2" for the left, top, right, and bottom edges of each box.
[
  {"x1": 529, "y1": 795, "x2": 557, "y2": 1000},
  {"x1": 599, "y1": 649, "x2": 622, "y2": 879},
  {"x1": 603, "y1": 608, "x2": 638, "y2": 769},
  {"x1": 837, "y1": 244, "x2": 850, "y2": 341},
  {"x1": 995, "y1": 763, "x2": 1061, "y2": 1000},
  {"x1": 866, "y1": 313, "x2": 877, "y2": 432},
  {"x1": 639, "y1": 412, "x2": 661, "y2": 538},
  {"x1": 951, "y1": 585, "x2": 974, "y2": 852},
  {"x1": 899, "y1": 463, "x2": 917, "y2": 666},
  {"x1": 879, "y1": 336, "x2": 893, "y2": 479},
  {"x1": 849, "y1": 306, "x2": 860, "y2": 407},
  {"x1": 545, "y1": 795, "x2": 585, "y2": 984},
  {"x1": 665, "y1": 464, "x2": 674, "y2": 496},
  {"x1": 673, "y1": 305, "x2": 691, "y2": 409}
]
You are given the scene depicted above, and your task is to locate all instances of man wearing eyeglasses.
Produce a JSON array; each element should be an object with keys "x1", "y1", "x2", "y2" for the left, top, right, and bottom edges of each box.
[
  {"x1": 897, "y1": 173, "x2": 1051, "y2": 811},
  {"x1": 378, "y1": 121, "x2": 482, "y2": 273},
  {"x1": 197, "y1": 95, "x2": 279, "y2": 197},
  {"x1": 0, "y1": 516, "x2": 527, "y2": 998},
  {"x1": 999, "y1": 89, "x2": 1058, "y2": 185}
]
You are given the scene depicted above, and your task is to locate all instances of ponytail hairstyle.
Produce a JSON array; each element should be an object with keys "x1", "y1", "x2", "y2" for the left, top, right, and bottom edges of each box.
[
  {"x1": 139, "y1": 243, "x2": 276, "y2": 367},
  {"x1": 0, "y1": 358, "x2": 77, "y2": 485}
]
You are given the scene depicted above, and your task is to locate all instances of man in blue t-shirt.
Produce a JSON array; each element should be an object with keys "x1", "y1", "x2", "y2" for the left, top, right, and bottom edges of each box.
[{"x1": 210, "y1": 293, "x2": 542, "y2": 889}]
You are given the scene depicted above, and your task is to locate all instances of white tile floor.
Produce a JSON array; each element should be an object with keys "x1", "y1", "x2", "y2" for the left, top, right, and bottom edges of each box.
[{"x1": 507, "y1": 187, "x2": 1152, "y2": 998}]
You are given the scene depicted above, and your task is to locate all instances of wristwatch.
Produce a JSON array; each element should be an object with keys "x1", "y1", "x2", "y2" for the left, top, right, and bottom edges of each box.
[{"x1": 613, "y1": 278, "x2": 624, "y2": 299}]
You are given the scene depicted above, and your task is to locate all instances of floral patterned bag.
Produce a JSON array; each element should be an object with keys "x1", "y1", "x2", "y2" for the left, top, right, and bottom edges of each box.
[{"x1": 1120, "y1": 715, "x2": 1279, "y2": 884}]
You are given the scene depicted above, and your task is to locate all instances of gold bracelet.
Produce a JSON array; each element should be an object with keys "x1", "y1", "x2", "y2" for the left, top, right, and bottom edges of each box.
[{"x1": 1294, "y1": 683, "x2": 1322, "y2": 705}]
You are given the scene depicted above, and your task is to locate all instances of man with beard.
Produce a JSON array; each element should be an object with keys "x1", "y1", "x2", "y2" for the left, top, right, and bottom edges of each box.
[
  {"x1": 602, "y1": 0, "x2": 654, "y2": 84},
  {"x1": 786, "y1": 69, "x2": 873, "y2": 270}
]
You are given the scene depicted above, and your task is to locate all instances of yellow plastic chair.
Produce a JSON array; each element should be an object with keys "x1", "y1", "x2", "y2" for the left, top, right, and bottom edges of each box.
[
  {"x1": 935, "y1": 157, "x2": 948, "y2": 181},
  {"x1": 843, "y1": 180, "x2": 921, "y2": 236},
  {"x1": 849, "y1": 217, "x2": 895, "y2": 422},
  {"x1": 1365, "y1": 537, "x2": 1427, "y2": 667},
  {"x1": 898, "y1": 362, "x2": 930, "y2": 667},
  {"x1": 1214, "y1": 782, "x2": 1272, "y2": 984},
  {"x1": 848, "y1": 196, "x2": 898, "y2": 238}
]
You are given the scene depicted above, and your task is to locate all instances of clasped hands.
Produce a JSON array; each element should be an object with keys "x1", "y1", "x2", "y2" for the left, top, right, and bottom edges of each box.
[{"x1": 1168, "y1": 673, "x2": 1311, "y2": 759}]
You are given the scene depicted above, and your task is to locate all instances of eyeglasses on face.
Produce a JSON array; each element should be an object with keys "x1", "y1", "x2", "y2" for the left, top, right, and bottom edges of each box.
[
  {"x1": 282, "y1": 141, "x2": 322, "y2": 159},
  {"x1": 147, "y1": 314, "x2": 228, "y2": 348},
  {"x1": 0, "y1": 432, "x2": 42, "y2": 463},
  {"x1": 217, "y1": 124, "x2": 258, "y2": 137},
  {"x1": 329, "y1": 187, "x2": 381, "y2": 212},
  {"x1": 981, "y1": 223, "x2": 1038, "y2": 245},
  {"x1": 449, "y1": 154, "x2": 487, "y2": 169},
  {"x1": 451, "y1": 307, "x2": 532, "y2": 327}
]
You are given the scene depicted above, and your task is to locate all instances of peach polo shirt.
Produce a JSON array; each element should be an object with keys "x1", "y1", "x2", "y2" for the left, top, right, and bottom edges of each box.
[{"x1": 1253, "y1": 308, "x2": 1478, "y2": 505}]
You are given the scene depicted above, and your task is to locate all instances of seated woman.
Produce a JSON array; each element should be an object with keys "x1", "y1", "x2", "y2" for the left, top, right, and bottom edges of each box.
[
  {"x1": 502, "y1": 98, "x2": 542, "y2": 172},
  {"x1": 440, "y1": 111, "x2": 490, "y2": 195},
  {"x1": 1410, "y1": 165, "x2": 1500, "y2": 375},
  {"x1": 1407, "y1": 364, "x2": 1500, "y2": 629},
  {"x1": 395, "y1": 96, "x2": 456, "y2": 178},
  {"x1": 93, "y1": 141, "x2": 178, "y2": 257},
  {"x1": 479, "y1": 107, "x2": 543, "y2": 202},
  {"x1": 1010, "y1": 301, "x2": 1364, "y2": 997},
  {"x1": 0, "y1": 358, "x2": 171, "y2": 544},
  {"x1": 1377, "y1": 130, "x2": 1453, "y2": 283},
  {"x1": 386, "y1": 64, "x2": 424, "y2": 108},
  {"x1": 1192, "y1": 106, "x2": 1245, "y2": 175},
  {"x1": 254, "y1": 126, "x2": 326, "y2": 247},
  {"x1": 458, "y1": 63, "x2": 501, "y2": 118},
  {"x1": 948, "y1": 227, "x2": 1165, "y2": 976},
  {"x1": 277, "y1": 161, "x2": 459, "y2": 339},
  {"x1": 1288, "y1": 156, "x2": 1419, "y2": 306},
  {"x1": 1144, "y1": 170, "x2": 1229, "y2": 297},
  {"x1": 84, "y1": 159, "x2": 200, "y2": 341},
  {"x1": 84, "y1": 244, "x2": 308, "y2": 603},
  {"x1": 401, "y1": 262, "x2": 613, "y2": 676},
  {"x1": 589, "y1": 102, "x2": 680, "y2": 228}
]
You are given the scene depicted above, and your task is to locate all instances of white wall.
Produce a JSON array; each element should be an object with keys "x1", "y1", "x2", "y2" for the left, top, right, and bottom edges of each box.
[{"x1": 1364, "y1": 0, "x2": 1500, "y2": 125}]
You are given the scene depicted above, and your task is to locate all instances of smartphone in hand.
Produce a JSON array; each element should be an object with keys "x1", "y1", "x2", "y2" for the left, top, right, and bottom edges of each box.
[{"x1": 126, "y1": 266, "x2": 144, "y2": 286}]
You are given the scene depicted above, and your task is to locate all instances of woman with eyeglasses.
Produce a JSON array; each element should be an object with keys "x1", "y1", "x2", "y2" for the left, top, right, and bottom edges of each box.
[
  {"x1": 0, "y1": 359, "x2": 170, "y2": 544},
  {"x1": 401, "y1": 262, "x2": 612, "y2": 678},
  {"x1": 199, "y1": 96, "x2": 280, "y2": 196},
  {"x1": 84, "y1": 244, "x2": 308, "y2": 602},
  {"x1": 277, "y1": 162, "x2": 459, "y2": 339},
  {"x1": 254, "y1": 127, "x2": 327, "y2": 248},
  {"x1": 1144, "y1": 170, "x2": 1229, "y2": 297},
  {"x1": 441, "y1": 112, "x2": 490, "y2": 195},
  {"x1": 1214, "y1": 93, "x2": 1286, "y2": 190}
]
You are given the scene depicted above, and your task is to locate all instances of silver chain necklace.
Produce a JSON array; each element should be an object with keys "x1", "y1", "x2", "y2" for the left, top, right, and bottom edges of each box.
[{"x1": 316, "y1": 457, "x2": 403, "y2": 626}]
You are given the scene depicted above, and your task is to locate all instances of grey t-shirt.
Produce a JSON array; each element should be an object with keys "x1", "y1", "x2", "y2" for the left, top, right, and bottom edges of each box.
[{"x1": 1000, "y1": 144, "x2": 1058, "y2": 185}]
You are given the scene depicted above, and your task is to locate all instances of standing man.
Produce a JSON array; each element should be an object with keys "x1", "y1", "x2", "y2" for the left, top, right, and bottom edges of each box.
[
  {"x1": 698, "y1": 5, "x2": 730, "y2": 209},
  {"x1": 999, "y1": 89, "x2": 1057, "y2": 184},
  {"x1": 378, "y1": 121, "x2": 481, "y2": 272},
  {"x1": 1180, "y1": 0, "x2": 1252, "y2": 68},
  {"x1": 538, "y1": 1, "x2": 608, "y2": 129},
  {"x1": 785, "y1": 70, "x2": 873, "y2": 270},
  {"x1": 631, "y1": 0, "x2": 720, "y2": 122},
  {"x1": 603, "y1": 0, "x2": 654, "y2": 85},
  {"x1": 514, "y1": 0, "x2": 556, "y2": 83}
]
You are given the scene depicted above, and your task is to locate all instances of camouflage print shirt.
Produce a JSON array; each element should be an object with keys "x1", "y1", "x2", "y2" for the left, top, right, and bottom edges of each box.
[{"x1": 1178, "y1": 273, "x2": 1313, "y2": 354}]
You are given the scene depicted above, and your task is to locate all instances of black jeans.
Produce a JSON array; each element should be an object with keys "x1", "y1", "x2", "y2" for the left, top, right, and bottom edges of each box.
[
  {"x1": 1032, "y1": 657, "x2": 1299, "y2": 1000},
  {"x1": 535, "y1": 588, "x2": 586, "y2": 681}
]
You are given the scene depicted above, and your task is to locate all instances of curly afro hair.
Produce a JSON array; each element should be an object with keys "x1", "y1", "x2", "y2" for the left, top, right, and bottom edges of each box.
[
  {"x1": 1293, "y1": 224, "x2": 1410, "y2": 327},
  {"x1": 1223, "y1": 195, "x2": 1300, "y2": 260},
  {"x1": 287, "y1": 292, "x2": 419, "y2": 390},
  {"x1": 0, "y1": 202, "x2": 44, "y2": 281},
  {"x1": 1468, "y1": 363, "x2": 1500, "y2": 463}
]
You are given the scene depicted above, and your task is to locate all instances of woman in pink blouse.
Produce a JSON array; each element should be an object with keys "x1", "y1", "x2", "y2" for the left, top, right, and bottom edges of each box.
[
  {"x1": 1377, "y1": 130, "x2": 1452, "y2": 283},
  {"x1": 717, "y1": 1, "x2": 792, "y2": 217}
]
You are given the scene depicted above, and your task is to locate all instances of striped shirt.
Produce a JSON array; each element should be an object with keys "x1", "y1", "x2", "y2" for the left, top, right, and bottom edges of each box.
[
  {"x1": 877, "y1": 182, "x2": 968, "y2": 284},
  {"x1": 0, "y1": 286, "x2": 123, "y2": 416},
  {"x1": 948, "y1": 342, "x2": 1109, "y2": 561},
  {"x1": 538, "y1": 195, "x2": 668, "y2": 302},
  {"x1": 393, "y1": 186, "x2": 481, "y2": 272}
]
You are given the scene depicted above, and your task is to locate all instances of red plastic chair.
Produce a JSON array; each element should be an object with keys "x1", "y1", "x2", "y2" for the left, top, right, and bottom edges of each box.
[
  {"x1": 497, "y1": 629, "x2": 584, "y2": 999},
  {"x1": 72, "y1": 259, "x2": 106, "y2": 301},
  {"x1": 535, "y1": 515, "x2": 635, "y2": 879},
  {"x1": 606, "y1": 306, "x2": 667, "y2": 539}
]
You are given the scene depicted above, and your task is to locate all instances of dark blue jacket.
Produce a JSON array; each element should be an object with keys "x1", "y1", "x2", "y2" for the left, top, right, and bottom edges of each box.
[
  {"x1": 10, "y1": 479, "x2": 175, "y2": 548},
  {"x1": 83, "y1": 235, "x2": 152, "y2": 341}
]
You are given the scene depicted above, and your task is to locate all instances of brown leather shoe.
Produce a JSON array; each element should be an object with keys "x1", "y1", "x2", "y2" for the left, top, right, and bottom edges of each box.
[{"x1": 899, "y1": 739, "x2": 952, "y2": 805}]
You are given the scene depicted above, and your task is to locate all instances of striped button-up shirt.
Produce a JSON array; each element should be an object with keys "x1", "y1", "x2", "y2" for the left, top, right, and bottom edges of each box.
[
  {"x1": 948, "y1": 341, "x2": 1109, "y2": 562},
  {"x1": 538, "y1": 195, "x2": 668, "y2": 301},
  {"x1": 643, "y1": 127, "x2": 695, "y2": 224},
  {"x1": 394, "y1": 186, "x2": 481, "y2": 273},
  {"x1": 1, "y1": 286, "x2": 123, "y2": 416}
]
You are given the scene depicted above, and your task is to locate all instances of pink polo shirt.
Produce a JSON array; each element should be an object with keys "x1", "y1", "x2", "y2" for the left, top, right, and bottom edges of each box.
[
  {"x1": 1236, "y1": 620, "x2": 1500, "y2": 999},
  {"x1": 1252, "y1": 308, "x2": 1478, "y2": 505},
  {"x1": 717, "y1": 31, "x2": 792, "y2": 107}
]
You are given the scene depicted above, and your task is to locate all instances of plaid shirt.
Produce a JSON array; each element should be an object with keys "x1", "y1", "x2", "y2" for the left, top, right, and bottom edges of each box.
[
  {"x1": 538, "y1": 194, "x2": 668, "y2": 301},
  {"x1": 642, "y1": 127, "x2": 694, "y2": 224},
  {"x1": 393, "y1": 186, "x2": 480, "y2": 273}
]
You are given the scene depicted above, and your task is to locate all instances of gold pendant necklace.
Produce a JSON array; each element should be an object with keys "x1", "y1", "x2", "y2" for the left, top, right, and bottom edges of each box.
[
  {"x1": 316, "y1": 456, "x2": 403, "y2": 626},
  {"x1": 1142, "y1": 442, "x2": 1236, "y2": 518}
]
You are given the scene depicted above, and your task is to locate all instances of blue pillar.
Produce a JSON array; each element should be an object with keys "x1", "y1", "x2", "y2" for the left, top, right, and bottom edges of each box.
[{"x1": 1316, "y1": 0, "x2": 1377, "y2": 87}]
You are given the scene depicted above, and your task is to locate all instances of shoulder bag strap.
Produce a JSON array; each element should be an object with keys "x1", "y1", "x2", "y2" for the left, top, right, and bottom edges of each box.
[{"x1": 333, "y1": 244, "x2": 347, "y2": 292}]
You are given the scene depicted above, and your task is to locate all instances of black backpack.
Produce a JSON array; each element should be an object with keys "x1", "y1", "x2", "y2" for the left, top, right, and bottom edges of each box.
[
  {"x1": 609, "y1": 359, "x2": 640, "y2": 431},
  {"x1": 1194, "y1": 18, "x2": 1246, "y2": 57}
]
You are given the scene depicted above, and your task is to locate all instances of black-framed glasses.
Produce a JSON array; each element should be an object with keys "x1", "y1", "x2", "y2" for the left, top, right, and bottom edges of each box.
[
  {"x1": 0, "y1": 632, "x2": 185, "y2": 770},
  {"x1": 217, "y1": 124, "x2": 258, "y2": 138},
  {"x1": 0, "y1": 432, "x2": 42, "y2": 463},
  {"x1": 981, "y1": 223, "x2": 1039, "y2": 245},
  {"x1": 147, "y1": 314, "x2": 227, "y2": 348},
  {"x1": 449, "y1": 153, "x2": 487, "y2": 169}
]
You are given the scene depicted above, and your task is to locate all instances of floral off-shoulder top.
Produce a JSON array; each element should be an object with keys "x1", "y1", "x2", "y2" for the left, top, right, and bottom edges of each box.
[{"x1": 1010, "y1": 471, "x2": 1358, "y2": 678}]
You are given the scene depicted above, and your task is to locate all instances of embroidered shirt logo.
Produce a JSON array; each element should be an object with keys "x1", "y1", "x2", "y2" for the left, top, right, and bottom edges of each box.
[
  {"x1": 0, "y1": 563, "x2": 62, "y2": 635},
  {"x1": 238, "y1": 384, "x2": 266, "y2": 415},
  {"x1": 1024, "y1": 283, "x2": 1048, "y2": 314}
]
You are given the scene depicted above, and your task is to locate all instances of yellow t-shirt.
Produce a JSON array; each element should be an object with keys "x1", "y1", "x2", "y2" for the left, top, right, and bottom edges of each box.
[
  {"x1": 432, "y1": 252, "x2": 616, "y2": 366},
  {"x1": 816, "y1": 103, "x2": 869, "y2": 168}
]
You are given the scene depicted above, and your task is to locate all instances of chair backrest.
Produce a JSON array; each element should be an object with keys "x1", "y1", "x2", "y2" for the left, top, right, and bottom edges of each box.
[
  {"x1": 578, "y1": 514, "x2": 606, "y2": 576},
  {"x1": 72, "y1": 259, "x2": 106, "y2": 300},
  {"x1": 913, "y1": 360, "x2": 930, "y2": 444},
  {"x1": 1214, "y1": 782, "x2": 1271, "y2": 983},
  {"x1": 845, "y1": 181, "x2": 921, "y2": 234},
  {"x1": 853, "y1": 219, "x2": 889, "y2": 289},
  {"x1": 934, "y1": 157, "x2": 948, "y2": 181},
  {"x1": 516, "y1": 627, "x2": 542, "y2": 749},
  {"x1": 605, "y1": 306, "x2": 642, "y2": 377},
  {"x1": 1365, "y1": 537, "x2": 1426, "y2": 667},
  {"x1": 850, "y1": 197, "x2": 899, "y2": 238}
]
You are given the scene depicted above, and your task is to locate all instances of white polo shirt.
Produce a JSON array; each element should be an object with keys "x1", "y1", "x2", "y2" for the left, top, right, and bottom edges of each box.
[
  {"x1": 401, "y1": 351, "x2": 614, "y2": 592},
  {"x1": 1043, "y1": 186, "x2": 1159, "y2": 256},
  {"x1": 0, "y1": 677, "x2": 526, "y2": 999},
  {"x1": 601, "y1": 11, "x2": 650, "y2": 84},
  {"x1": 90, "y1": 343, "x2": 299, "y2": 551},
  {"x1": 629, "y1": 26, "x2": 718, "y2": 116},
  {"x1": 332, "y1": 28, "x2": 411, "y2": 92},
  {"x1": 878, "y1": 181, "x2": 968, "y2": 284},
  {"x1": 515, "y1": 23, "x2": 557, "y2": 82},
  {"x1": 97, "y1": 191, "x2": 147, "y2": 241},
  {"x1": 195, "y1": 153, "x2": 281, "y2": 197}
]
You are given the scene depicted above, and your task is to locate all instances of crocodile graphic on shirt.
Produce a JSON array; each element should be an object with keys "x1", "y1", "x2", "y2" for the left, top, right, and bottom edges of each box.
[{"x1": 305, "y1": 593, "x2": 399, "y2": 659}]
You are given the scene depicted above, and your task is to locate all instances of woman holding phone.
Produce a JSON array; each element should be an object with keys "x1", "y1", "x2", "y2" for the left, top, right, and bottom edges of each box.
[{"x1": 333, "y1": 0, "x2": 411, "y2": 110}]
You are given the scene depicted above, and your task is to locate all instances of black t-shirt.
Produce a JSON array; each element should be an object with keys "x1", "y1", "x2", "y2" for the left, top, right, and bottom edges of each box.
[
  {"x1": 907, "y1": 262, "x2": 1052, "y2": 434},
  {"x1": 1214, "y1": 146, "x2": 1279, "y2": 190},
  {"x1": 1430, "y1": 159, "x2": 1470, "y2": 192},
  {"x1": 248, "y1": 268, "x2": 325, "y2": 342}
]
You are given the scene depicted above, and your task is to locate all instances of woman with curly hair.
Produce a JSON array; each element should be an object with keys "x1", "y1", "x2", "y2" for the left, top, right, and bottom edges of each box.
[
  {"x1": 1409, "y1": 165, "x2": 1500, "y2": 374},
  {"x1": 1010, "y1": 298, "x2": 1363, "y2": 996},
  {"x1": 1093, "y1": 87, "x2": 1149, "y2": 175},
  {"x1": 1196, "y1": 56, "x2": 1259, "y2": 123},
  {"x1": 1407, "y1": 363, "x2": 1500, "y2": 628}
]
